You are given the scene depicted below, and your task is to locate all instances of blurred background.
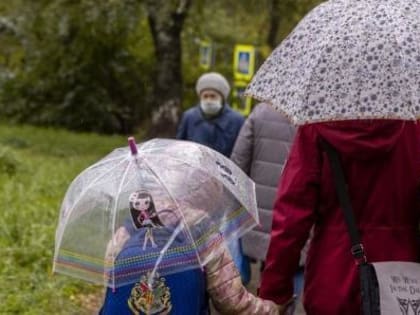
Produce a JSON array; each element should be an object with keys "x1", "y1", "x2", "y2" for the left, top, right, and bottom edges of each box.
[
  {"x1": 0, "y1": 1, "x2": 322, "y2": 314},
  {"x1": 0, "y1": 0, "x2": 322, "y2": 137}
]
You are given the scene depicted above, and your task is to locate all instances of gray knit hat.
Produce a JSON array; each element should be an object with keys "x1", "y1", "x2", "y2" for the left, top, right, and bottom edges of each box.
[{"x1": 195, "y1": 72, "x2": 230, "y2": 100}]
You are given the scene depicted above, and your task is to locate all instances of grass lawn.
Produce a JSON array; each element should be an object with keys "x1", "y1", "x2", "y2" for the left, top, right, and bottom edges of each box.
[{"x1": 0, "y1": 123, "x2": 129, "y2": 314}]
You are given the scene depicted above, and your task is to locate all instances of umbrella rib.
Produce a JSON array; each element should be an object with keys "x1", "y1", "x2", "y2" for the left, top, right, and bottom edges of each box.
[
  {"x1": 157, "y1": 154, "x2": 259, "y2": 229},
  {"x1": 300, "y1": 1, "x2": 352, "y2": 118},
  {"x1": 109, "y1": 157, "x2": 133, "y2": 290},
  {"x1": 78, "y1": 155, "x2": 127, "y2": 174},
  {"x1": 61, "y1": 156, "x2": 130, "y2": 221},
  {"x1": 142, "y1": 153, "x2": 252, "y2": 218},
  {"x1": 147, "y1": 221, "x2": 185, "y2": 287},
  {"x1": 54, "y1": 156, "x2": 130, "y2": 264},
  {"x1": 58, "y1": 155, "x2": 127, "y2": 212},
  {"x1": 140, "y1": 157, "x2": 205, "y2": 270}
]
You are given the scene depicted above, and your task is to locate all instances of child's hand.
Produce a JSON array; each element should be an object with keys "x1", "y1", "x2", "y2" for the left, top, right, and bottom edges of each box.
[{"x1": 277, "y1": 297, "x2": 296, "y2": 315}]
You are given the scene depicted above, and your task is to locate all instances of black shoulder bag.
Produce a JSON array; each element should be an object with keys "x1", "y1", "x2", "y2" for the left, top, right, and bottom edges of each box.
[
  {"x1": 323, "y1": 140, "x2": 420, "y2": 315},
  {"x1": 322, "y1": 140, "x2": 380, "y2": 314}
]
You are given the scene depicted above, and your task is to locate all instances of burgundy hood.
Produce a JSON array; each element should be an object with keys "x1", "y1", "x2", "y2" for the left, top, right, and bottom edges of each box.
[{"x1": 313, "y1": 120, "x2": 406, "y2": 159}]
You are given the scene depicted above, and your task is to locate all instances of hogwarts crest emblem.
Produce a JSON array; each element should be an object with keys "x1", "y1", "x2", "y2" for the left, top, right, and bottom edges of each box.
[{"x1": 128, "y1": 272, "x2": 172, "y2": 315}]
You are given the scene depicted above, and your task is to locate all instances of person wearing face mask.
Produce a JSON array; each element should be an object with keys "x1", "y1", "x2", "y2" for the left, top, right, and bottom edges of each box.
[
  {"x1": 176, "y1": 72, "x2": 245, "y2": 157},
  {"x1": 176, "y1": 72, "x2": 249, "y2": 286}
]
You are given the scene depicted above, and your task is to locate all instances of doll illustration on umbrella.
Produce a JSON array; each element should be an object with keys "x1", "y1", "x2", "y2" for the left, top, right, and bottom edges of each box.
[{"x1": 129, "y1": 190, "x2": 164, "y2": 250}]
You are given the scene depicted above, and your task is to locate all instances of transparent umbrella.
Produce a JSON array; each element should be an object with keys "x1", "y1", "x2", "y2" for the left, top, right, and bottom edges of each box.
[{"x1": 53, "y1": 137, "x2": 259, "y2": 289}]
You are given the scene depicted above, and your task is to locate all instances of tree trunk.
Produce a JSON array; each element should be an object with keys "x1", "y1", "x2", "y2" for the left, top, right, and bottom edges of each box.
[
  {"x1": 266, "y1": 0, "x2": 281, "y2": 50},
  {"x1": 145, "y1": 0, "x2": 191, "y2": 138}
]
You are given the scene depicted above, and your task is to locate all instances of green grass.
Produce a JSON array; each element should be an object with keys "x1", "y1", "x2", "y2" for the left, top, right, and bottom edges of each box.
[{"x1": 0, "y1": 123, "x2": 128, "y2": 314}]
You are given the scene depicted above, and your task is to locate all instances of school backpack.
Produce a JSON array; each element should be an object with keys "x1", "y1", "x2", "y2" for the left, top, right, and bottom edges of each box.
[{"x1": 99, "y1": 233, "x2": 209, "y2": 315}]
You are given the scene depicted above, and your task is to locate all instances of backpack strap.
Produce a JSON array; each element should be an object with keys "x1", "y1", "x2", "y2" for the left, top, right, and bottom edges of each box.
[{"x1": 321, "y1": 140, "x2": 367, "y2": 264}]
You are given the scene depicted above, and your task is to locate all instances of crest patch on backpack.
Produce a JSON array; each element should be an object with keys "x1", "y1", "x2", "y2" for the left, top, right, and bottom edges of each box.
[{"x1": 128, "y1": 272, "x2": 172, "y2": 315}]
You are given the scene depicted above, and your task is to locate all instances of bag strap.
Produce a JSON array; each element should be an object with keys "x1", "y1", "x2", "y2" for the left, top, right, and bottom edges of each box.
[{"x1": 321, "y1": 140, "x2": 367, "y2": 264}]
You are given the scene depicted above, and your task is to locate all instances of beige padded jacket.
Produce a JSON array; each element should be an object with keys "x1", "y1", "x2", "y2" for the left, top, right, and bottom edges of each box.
[{"x1": 206, "y1": 247, "x2": 283, "y2": 315}]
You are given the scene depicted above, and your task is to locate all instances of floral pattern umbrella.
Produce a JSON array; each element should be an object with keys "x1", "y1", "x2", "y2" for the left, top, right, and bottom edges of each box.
[{"x1": 246, "y1": 0, "x2": 420, "y2": 125}]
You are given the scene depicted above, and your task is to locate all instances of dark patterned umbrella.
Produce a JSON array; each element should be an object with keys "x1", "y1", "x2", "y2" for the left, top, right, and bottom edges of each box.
[{"x1": 246, "y1": 0, "x2": 420, "y2": 125}]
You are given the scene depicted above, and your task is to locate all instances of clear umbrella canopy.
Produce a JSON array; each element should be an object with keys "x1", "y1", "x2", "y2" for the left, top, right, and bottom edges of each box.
[{"x1": 53, "y1": 138, "x2": 259, "y2": 288}]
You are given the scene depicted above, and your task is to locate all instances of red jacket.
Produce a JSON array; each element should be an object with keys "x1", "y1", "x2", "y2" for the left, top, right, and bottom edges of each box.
[{"x1": 259, "y1": 120, "x2": 420, "y2": 315}]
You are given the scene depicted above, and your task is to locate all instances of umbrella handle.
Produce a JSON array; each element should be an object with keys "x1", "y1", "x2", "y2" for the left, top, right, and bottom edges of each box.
[{"x1": 128, "y1": 136, "x2": 138, "y2": 155}]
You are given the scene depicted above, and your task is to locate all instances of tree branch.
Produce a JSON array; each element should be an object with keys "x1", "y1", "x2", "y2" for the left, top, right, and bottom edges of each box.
[
  {"x1": 176, "y1": 0, "x2": 191, "y2": 15},
  {"x1": 267, "y1": 0, "x2": 281, "y2": 49}
]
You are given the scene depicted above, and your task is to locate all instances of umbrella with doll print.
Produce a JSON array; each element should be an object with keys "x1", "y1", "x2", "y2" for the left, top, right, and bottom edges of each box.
[{"x1": 53, "y1": 137, "x2": 259, "y2": 290}]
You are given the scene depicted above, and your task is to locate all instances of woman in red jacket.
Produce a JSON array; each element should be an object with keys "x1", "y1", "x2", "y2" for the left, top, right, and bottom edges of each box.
[{"x1": 260, "y1": 120, "x2": 420, "y2": 315}]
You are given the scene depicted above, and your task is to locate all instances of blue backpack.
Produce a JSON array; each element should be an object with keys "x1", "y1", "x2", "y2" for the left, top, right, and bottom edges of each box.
[{"x1": 99, "y1": 235, "x2": 209, "y2": 315}]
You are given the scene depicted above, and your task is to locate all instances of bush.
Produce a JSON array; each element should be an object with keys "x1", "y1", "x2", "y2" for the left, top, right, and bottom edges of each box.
[
  {"x1": 0, "y1": 0, "x2": 154, "y2": 134},
  {"x1": 0, "y1": 145, "x2": 20, "y2": 176},
  {"x1": 0, "y1": 123, "x2": 126, "y2": 314}
]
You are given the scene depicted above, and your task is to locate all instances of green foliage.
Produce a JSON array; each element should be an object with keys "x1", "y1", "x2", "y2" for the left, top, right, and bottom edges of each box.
[
  {"x1": 0, "y1": 0, "x2": 323, "y2": 133},
  {"x1": 0, "y1": 145, "x2": 21, "y2": 176},
  {"x1": 0, "y1": 0, "x2": 153, "y2": 134},
  {"x1": 0, "y1": 122, "x2": 126, "y2": 314},
  {"x1": 275, "y1": 0, "x2": 325, "y2": 40},
  {"x1": 181, "y1": 0, "x2": 324, "y2": 109}
]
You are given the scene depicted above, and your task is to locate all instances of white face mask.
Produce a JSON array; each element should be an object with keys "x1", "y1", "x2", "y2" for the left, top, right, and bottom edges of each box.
[{"x1": 200, "y1": 99, "x2": 223, "y2": 116}]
